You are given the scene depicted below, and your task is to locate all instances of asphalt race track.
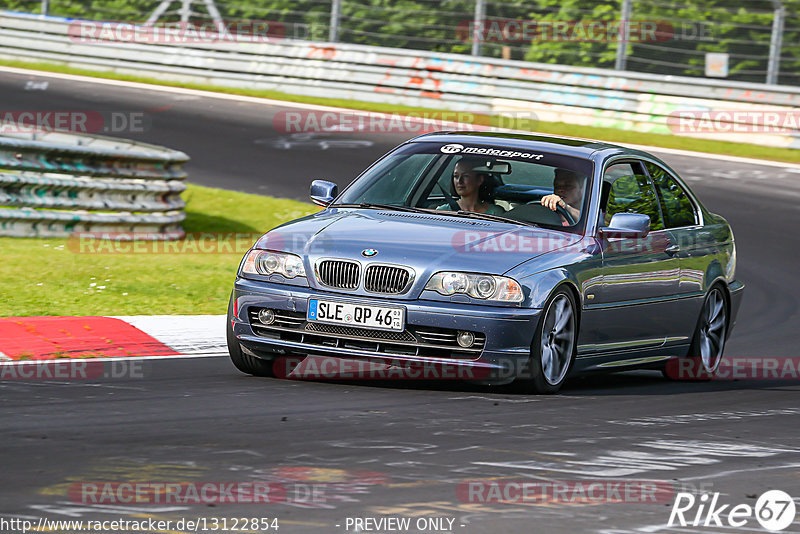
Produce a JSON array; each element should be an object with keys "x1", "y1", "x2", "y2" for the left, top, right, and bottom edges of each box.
[{"x1": 2, "y1": 69, "x2": 800, "y2": 534}]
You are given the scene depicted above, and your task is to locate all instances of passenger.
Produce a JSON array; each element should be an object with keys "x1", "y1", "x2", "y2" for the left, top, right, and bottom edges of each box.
[
  {"x1": 541, "y1": 168, "x2": 585, "y2": 224},
  {"x1": 437, "y1": 157, "x2": 505, "y2": 215}
]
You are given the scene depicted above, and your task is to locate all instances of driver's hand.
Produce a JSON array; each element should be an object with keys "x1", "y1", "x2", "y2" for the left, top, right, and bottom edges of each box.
[{"x1": 541, "y1": 194, "x2": 565, "y2": 212}]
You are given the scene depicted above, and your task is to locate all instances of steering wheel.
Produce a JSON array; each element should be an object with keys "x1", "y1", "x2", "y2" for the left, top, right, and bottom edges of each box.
[{"x1": 529, "y1": 200, "x2": 576, "y2": 225}]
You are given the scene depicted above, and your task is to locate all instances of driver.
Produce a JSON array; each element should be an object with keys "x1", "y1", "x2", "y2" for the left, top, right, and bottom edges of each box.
[
  {"x1": 436, "y1": 157, "x2": 505, "y2": 215},
  {"x1": 541, "y1": 168, "x2": 585, "y2": 225}
]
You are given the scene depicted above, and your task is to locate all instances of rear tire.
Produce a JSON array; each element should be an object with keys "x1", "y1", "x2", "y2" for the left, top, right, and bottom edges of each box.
[
  {"x1": 518, "y1": 288, "x2": 577, "y2": 394},
  {"x1": 227, "y1": 294, "x2": 275, "y2": 377},
  {"x1": 663, "y1": 285, "x2": 728, "y2": 380}
]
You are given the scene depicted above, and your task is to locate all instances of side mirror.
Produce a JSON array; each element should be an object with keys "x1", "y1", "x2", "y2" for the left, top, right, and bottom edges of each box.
[
  {"x1": 600, "y1": 213, "x2": 650, "y2": 238},
  {"x1": 310, "y1": 180, "x2": 338, "y2": 207}
]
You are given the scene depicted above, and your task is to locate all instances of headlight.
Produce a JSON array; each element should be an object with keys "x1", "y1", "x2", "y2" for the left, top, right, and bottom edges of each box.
[
  {"x1": 425, "y1": 272, "x2": 523, "y2": 302},
  {"x1": 241, "y1": 250, "x2": 306, "y2": 278}
]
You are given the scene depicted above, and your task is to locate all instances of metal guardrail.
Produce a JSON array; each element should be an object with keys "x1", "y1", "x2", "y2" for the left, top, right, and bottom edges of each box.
[
  {"x1": 1, "y1": 12, "x2": 799, "y2": 149},
  {"x1": 0, "y1": 130, "x2": 188, "y2": 238}
]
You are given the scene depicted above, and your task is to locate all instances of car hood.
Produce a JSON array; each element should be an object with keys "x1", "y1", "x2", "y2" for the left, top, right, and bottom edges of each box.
[{"x1": 255, "y1": 208, "x2": 581, "y2": 295}]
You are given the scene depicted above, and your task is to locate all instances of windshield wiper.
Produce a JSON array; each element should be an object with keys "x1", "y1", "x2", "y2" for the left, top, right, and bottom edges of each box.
[
  {"x1": 449, "y1": 210, "x2": 538, "y2": 227},
  {"x1": 336, "y1": 203, "x2": 433, "y2": 214}
]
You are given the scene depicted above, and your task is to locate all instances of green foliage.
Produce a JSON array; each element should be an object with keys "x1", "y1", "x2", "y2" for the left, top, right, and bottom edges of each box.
[
  {"x1": 627, "y1": 0, "x2": 783, "y2": 82},
  {"x1": 606, "y1": 173, "x2": 664, "y2": 231},
  {"x1": 335, "y1": 0, "x2": 472, "y2": 52},
  {"x1": 7, "y1": 0, "x2": 799, "y2": 83},
  {"x1": 522, "y1": 0, "x2": 619, "y2": 67},
  {"x1": 516, "y1": 0, "x2": 799, "y2": 83}
]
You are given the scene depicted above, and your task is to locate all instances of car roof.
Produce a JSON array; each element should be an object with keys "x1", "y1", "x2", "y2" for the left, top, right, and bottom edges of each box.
[{"x1": 407, "y1": 131, "x2": 650, "y2": 160}]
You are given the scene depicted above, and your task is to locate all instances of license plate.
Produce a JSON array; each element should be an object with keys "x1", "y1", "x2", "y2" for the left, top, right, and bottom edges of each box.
[{"x1": 307, "y1": 298, "x2": 404, "y2": 331}]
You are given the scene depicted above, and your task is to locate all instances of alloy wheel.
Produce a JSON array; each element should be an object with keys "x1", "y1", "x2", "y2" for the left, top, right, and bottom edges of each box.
[
  {"x1": 540, "y1": 294, "x2": 576, "y2": 386},
  {"x1": 699, "y1": 288, "x2": 727, "y2": 374}
]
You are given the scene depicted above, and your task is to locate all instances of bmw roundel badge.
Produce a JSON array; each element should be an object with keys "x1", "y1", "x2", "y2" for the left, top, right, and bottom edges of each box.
[{"x1": 361, "y1": 248, "x2": 379, "y2": 257}]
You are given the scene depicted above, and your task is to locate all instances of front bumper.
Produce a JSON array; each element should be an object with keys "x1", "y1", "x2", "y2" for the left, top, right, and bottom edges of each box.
[{"x1": 231, "y1": 277, "x2": 540, "y2": 379}]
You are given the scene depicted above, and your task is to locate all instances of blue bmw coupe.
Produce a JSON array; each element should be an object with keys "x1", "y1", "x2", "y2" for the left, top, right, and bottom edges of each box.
[{"x1": 227, "y1": 132, "x2": 743, "y2": 393}]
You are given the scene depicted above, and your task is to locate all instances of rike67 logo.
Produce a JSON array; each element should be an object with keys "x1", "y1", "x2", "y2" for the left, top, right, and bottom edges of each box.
[{"x1": 669, "y1": 490, "x2": 796, "y2": 531}]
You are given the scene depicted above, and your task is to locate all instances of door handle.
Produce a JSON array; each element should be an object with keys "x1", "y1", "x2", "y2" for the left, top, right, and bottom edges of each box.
[{"x1": 665, "y1": 244, "x2": 680, "y2": 256}]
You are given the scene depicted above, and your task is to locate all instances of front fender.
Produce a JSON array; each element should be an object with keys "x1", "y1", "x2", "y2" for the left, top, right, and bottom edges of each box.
[
  {"x1": 520, "y1": 268, "x2": 581, "y2": 309},
  {"x1": 507, "y1": 237, "x2": 599, "y2": 309}
]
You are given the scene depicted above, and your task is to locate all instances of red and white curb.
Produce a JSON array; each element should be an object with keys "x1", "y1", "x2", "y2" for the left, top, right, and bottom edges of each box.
[
  {"x1": 111, "y1": 315, "x2": 227, "y2": 356},
  {"x1": 0, "y1": 315, "x2": 226, "y2": 361}
]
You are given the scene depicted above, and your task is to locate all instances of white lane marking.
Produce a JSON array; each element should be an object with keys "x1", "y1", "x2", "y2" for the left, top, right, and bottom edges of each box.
[
  {"x1": 600, "y1": 525, "x2": 800, "y2": 533},
  {"x1": 29, "y1": 502, "x2": 188, "y2": 517},
  {"x1": 24, "y1": 80, "x2": 48, "y2": 90},
  {"x1": 626, "y1": 143, "x2": 800, "y2": 169},
  {"x1": 608, "y1": 407, "x2": 800, "y2": 426},
  {"x1": 0, "y1": 65, "x2": 468, "y2": 132},
  {"x1": 474, "y1": 440, "x2": 799, "y2": 477},
  {"x1": 679, "y1": 461, "x2": 800, "y2": 482},
  {"x1": 213, "y1": 449, "x2": 264, "y2": 456},
  {"x1": 328, "y1": 440, "x2": 438, "y2": 454},
  {"x1": 2, "y1": 64, "x2": 800, "y2": 170},
  {"x1": 0, "y1": 353, "x2": 225, "y2": 365},
  {"x1": 448, "y1": 395, "x2": 540, "y2": 403}
]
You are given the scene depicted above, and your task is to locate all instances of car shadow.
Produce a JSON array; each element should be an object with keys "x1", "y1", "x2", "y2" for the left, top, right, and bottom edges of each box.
[
  {"x1": 560, "y1": 370, "x2": 800, "y2": 396},
  {"x1": 273, "y1": 370, "x2": 799, "y2": 397}
]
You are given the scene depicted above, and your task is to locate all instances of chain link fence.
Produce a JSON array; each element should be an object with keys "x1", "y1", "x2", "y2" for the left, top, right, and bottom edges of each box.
[{"x1": 4, "y1": 0, "x2": 800, "y2": 85}]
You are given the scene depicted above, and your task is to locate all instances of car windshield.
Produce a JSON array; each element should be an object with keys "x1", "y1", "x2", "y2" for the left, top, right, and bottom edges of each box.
[{"x1": 334, "y1": 142, "x2": 594, "y2": 231}]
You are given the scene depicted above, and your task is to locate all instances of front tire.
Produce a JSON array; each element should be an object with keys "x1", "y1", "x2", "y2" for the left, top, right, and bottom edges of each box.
[
  {"x1": 227, "y1": 294, "x2": 275, "y2": 377},
  {"x1": 518, "y1": 288, "x2": 577, "y2": 394}
]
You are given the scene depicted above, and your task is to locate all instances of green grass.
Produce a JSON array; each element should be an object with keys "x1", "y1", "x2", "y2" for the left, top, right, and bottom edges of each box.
[
  {"x1": 3, "y1": 58, "x2": 800, "y2": 164},
  {"x1": 0, "y1": 184, "x2": 318, "y2": 316}
]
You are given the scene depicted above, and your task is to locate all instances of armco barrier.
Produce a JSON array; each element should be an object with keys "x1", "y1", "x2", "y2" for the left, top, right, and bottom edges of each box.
[
  {"x1": 1, "y1": 12, "x2": 799, "y2": 149},
  {"x1": 0, "y1": 130, "x2": 188, "y2": 238}
]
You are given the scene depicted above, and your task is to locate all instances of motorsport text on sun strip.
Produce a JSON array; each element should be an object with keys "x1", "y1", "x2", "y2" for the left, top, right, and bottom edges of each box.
[{"x1": 439, "y1": 143, "x2": 544, "y2": 159}]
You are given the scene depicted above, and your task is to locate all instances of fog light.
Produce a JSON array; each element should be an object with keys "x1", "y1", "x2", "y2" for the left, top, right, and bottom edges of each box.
[
  {"x1": 258, "y1": 308, "x2": 275, "y2": 325},
  {"x1": 456, "y1": 331, "x2": 475, "y2": 348}
]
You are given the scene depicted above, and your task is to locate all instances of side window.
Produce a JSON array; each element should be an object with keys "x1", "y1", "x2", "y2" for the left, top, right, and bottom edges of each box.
[
  {"x1": 603, "y1": 162, "x2": 664, "y2": 231},
  {"x1": 646, "y1": 162, "x2": 697, "y2": 228}
]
